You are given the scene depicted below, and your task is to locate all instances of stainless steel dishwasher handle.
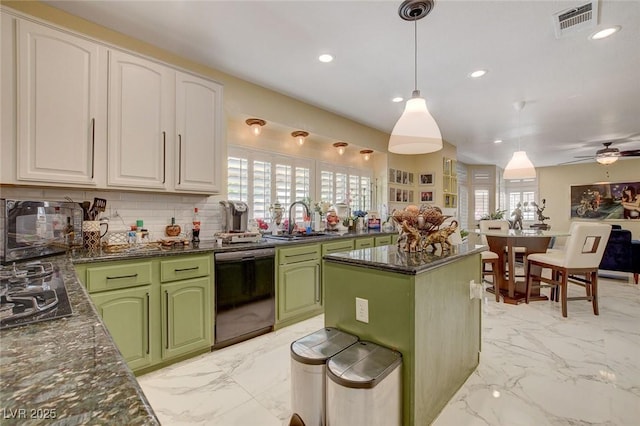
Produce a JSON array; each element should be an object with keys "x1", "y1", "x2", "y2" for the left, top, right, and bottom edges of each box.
[{"x1": 214, "y1": 248, "x2": 275, "y2": 263}]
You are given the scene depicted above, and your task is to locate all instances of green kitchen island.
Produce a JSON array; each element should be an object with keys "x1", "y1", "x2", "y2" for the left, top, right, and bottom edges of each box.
[{"x1": 323, "y1": 243, "x2": 484, "y2": 426}]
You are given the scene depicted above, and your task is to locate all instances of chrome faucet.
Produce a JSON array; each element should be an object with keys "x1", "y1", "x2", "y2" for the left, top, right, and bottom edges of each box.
[{"x1": 288, "y1": 201, "x2": 310, "y2": 234}]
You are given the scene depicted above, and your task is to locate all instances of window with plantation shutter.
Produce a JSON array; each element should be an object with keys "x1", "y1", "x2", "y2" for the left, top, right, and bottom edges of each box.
[
  {"x1": 275, "y1": 164, "x2": 292, "y2": 207},
  {"x1": 317, "y1": 162, "x2": 372, "y2": 209},
  {"x1": 320, "y1": 171, "x2": 334, "y2": 203},
  {"x1": 228, "y1": 147, "x2": 315, "y2": 221},
  {"x1": 295, "y1": 167, "x2": 311, "y2": 202},
  {"x1": 360, "y1": 176, "x2": 371, "y2": 211},
  {"x1": 227, "y1": 157, "x2": 248, "y2": 201},
  {"x1": 335, "y1": 172, "x2": 348, "y2": 204},
  {"x1": 253, "y1": 160, "x2": 271, "y2": 220},
  {"x1": 474, "y1": 189, "x2": 489, "y2": 220},
  {"x1": 506, "y1": 178, "x2": 537, "y2": 222}
]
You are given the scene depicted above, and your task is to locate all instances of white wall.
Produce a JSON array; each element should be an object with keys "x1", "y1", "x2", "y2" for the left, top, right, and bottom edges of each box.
[{"x1": 539, "y1": 159, "x2": 640, "y2": 239}]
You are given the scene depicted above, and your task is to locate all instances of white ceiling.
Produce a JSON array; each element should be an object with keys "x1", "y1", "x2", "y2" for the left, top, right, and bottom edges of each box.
[{"x1": 43, "y1": 0, "x2": 640, "y2": 168}]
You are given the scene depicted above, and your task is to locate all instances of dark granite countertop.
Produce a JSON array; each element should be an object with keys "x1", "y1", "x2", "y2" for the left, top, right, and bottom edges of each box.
[
  {"x1": 71, "y1": 229, "x2": 397, "y2": 264},
  {"x1": 324, "y1": 243, "x2": 486, "y2": 275},
  {"x1": 0, "y1": 229, "x2": 397, "y2": 423},
  {"x1": 0, "y1": 255, "x2": 159, "y2": 425}
]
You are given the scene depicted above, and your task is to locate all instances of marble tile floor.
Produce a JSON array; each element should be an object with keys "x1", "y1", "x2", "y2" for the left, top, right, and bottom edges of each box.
[{"x1": 138, "y1": 275, "x2": 640, "y2": 425}]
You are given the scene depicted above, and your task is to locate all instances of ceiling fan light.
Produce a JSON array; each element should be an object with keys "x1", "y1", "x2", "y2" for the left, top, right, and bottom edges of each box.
[
  {"x1": 503, "y1": 151, "x2": 536, "y2": 179},
  {"x1": 596, "y1": 153, "x2": 619, "y2": 165},
  {"x1": 389, "y1": 94, "x2": 443, "y2": 154}
]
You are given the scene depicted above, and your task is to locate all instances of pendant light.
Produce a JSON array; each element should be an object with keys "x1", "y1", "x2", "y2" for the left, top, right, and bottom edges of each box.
[
  {"x1": 388, "y1": 0, "x2": 442, "y2": 155},
  {"x1": 503, "y1": 101, "x2": 536, "y2": 180}
]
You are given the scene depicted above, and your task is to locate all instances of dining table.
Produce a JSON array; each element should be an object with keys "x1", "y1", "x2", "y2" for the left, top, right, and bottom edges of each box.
[{"x1": 479, "y1": 228, "x2": 570, "y2": 304}]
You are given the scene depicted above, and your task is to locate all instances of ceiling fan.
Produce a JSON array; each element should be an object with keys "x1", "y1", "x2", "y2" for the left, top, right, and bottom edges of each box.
[{"x1": 563, "y1": 141, "x2": 640, "y2": 165}]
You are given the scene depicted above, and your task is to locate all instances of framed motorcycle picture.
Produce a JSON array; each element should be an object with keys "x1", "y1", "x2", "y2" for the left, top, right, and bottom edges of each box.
[{"x1": 570, "y1": 182, "x2": 640, "y2": 220}]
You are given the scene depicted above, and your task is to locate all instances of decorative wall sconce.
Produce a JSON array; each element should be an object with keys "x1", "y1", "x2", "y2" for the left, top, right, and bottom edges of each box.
[
  {"x1": 291, "y1": 131, "x2": 309, "y2": 146},
  {"x1": 333, "y1": 142, "x2": 348, "y2": 155},
  {"x1": 245, "y1": 118, "x2": 266, "y2": 136},
  {"x1": 360, "y1": 149, "x2": 373, "y2": 161}
]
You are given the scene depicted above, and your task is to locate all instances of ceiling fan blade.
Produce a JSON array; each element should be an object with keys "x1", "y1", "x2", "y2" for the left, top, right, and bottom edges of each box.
[
  {"x1": 559, "y1": 158, "x2": 591, "y2": 165},
  {"x1": 573, "y1": 155, "x2": 594, "y2": 158},
  {"x1": 620, "y1": 149, "x2": 640, "y2": 157}
]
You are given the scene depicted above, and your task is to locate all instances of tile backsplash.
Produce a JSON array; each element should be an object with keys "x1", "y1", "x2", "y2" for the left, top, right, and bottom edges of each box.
[{"x1": 0, "y1": 187, "x2": 226, "y2": 241}]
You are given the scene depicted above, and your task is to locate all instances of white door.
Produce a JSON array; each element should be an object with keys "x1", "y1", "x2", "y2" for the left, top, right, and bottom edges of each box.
[
  {"x1": 107, "y1": 49, "x2": 173, "y2": 189},
  {"x1": 17, "y1": 20, "x2": 101, "y2": 185},
  {"x1": 175, "y1": 72, "x2": 222, "y2": 193}
]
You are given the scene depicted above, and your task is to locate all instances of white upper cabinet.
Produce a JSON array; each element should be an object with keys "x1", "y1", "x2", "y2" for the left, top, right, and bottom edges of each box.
[
  {"x1": 175, "y1": 72, "x2": 223, "y2": 193},
  {"x1": 16, "y1": 19, "x2": 103, "y2": 185},
  {"x1": 5, "y1": 14, "x2": 223, "y2": 194},
  {"x1": 107, "y1": 50, "x2": 173, "y2": 189}
]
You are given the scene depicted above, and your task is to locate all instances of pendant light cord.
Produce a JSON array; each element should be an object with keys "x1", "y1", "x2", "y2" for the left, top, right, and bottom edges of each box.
[
  {"x1": 517, "y1": 108, "x2": 521, "y2": 151},
  {"x1": 414, "y1": 16, "x2": 418, "y2": 92}
]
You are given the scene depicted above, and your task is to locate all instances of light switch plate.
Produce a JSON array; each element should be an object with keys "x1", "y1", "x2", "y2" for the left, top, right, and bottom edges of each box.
[{"x1": 355, "y1": 297, "x2": 369, "y2": 323}]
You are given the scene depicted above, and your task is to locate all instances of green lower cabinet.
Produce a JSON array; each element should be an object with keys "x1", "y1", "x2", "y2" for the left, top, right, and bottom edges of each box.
[
  {"x1": 277, "y1": 259, "x2": 321, "y2": 322},
  {"x1": 355, "y1": 237, "x2": 375, "y2": 249},
  {"x1": 90, "y1": 285, "x2": 152, "y2": 371},
  {"x1": 374, "y1": 235, "x2": 392, "y2": 246},
  {"x1": 78, "y1": 254, "x2": 213, "y2": 374},
  {"x1": 322, "y1": 239, "x2": 354, "y2": 255},
  {"x1": 161, "y1": 277, "x2": 212, "y2": 360}
]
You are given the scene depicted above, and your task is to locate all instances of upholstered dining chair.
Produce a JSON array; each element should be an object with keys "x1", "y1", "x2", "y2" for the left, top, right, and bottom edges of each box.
[
  {"x1": 479, "y1": 220, "x2": 510, "y2": 301},
  {"x1": 525, "y1": 222, "x2": 611, "y2": 318}
]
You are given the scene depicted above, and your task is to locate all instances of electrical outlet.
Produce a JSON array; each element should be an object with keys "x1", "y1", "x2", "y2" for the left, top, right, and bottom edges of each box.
[
  {"x1": 355, "y1": 297, "x2": 369, "y2": 323},
  {"x1": 470, "y1": 280, "x2": 483, "y2": 299}
]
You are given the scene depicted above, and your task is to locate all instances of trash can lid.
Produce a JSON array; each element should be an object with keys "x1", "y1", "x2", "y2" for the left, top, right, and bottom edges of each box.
[
  {"x1": 327, "y1": 341, "x2": 402, "y2": 389},
  {"x1": 290, "y1": 327, "x2": 359, "y2": 365}
]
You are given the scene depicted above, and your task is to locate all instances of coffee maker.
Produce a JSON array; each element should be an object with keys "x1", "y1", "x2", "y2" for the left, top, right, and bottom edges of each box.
[{"x1": 220, "y1": 201, "x2": 249, "y2": 233}]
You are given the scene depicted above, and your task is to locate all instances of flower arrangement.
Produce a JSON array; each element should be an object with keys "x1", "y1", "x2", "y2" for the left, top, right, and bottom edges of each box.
[{"x1": 314, "y1": 201, "x2": 331, "y2": 215}]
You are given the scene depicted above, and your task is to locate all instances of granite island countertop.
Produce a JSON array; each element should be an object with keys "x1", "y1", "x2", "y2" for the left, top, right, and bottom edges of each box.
[
  {"x1": 323, "y1": 243, "x2": 486, "y2": 275},
  {"x1": 0, "y1": 229, "x2": 397, "y2": 424}
]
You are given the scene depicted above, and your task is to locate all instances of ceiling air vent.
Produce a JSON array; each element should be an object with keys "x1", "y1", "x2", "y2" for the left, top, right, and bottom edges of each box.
[{"x1": 553, "y1": 0, "x2": 599, "y2": 38}]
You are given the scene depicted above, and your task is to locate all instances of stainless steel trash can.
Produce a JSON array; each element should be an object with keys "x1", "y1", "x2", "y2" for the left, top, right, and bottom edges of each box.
[
  {"x1": 326, "y1": 341, "x2": 402, "y2": 426},
  {"x1": 290, "y1": 327, "x2": 359, "y2": 426}
]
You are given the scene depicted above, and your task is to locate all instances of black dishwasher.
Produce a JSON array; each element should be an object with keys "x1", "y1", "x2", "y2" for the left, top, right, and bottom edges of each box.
[{"x1": 213, "y1": 248, "x2": 275, "y2": 348}]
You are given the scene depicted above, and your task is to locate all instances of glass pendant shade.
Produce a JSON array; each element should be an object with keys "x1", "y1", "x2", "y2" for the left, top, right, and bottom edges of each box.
[
  {"x1": 596, "y1": 153, "x2": 619, "y2": 165},
  {"x1": 389, "y1": 92, "x2": 443, "y2": 154},
  {"x1": 251, "y1": 124, "x2": 262, "y2": 136},
  {"x1": 503, "y1": 151, "x2": 536, "y2": 179}
]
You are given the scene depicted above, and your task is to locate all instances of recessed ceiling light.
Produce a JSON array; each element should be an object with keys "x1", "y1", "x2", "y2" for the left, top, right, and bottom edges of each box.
[
  {"x1": 590, "y1": 26, "x2": 621, "y2": 40},
  {"x1": 469, "y1": 69, "x2": 487, "y2": 78},
  {"x1": 392, "y1": 97, "x2": 404, "y2": 103},
  {"x1": 318, "y1": 54, "x2": 334, "y2": 63},
  {"x1": 494, "y1": 139, "x2": 503, "y2": 144}
]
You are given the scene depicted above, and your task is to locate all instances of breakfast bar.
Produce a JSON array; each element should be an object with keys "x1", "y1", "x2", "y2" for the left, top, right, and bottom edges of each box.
[{"x1": 323, "y1": 243, "x2": 484, "y2": 426}]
